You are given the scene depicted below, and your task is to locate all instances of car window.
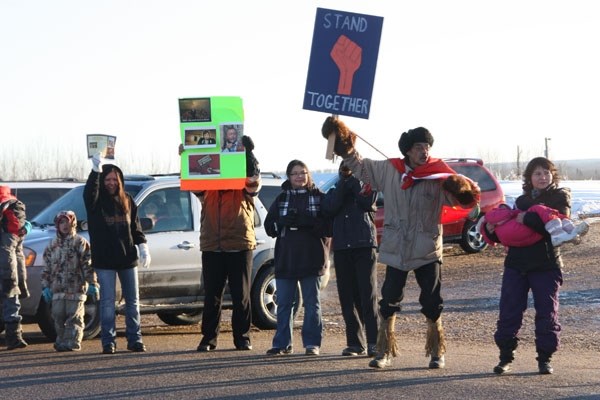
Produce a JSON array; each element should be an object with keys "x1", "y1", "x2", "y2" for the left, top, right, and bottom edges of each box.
[
  {"x1": 32, "y1": 184, "x2": 144, "y2": 227},
  {"x1": 452, "y1": 165, "x2": 497, "y2": 192},
  {"x1": 12, "y1": 188, "x2": 72, "y2": 219},
  {"x1": 140, "y1": 187, "x2": 193, "y2": 232},
  {"x1": 258, "y1": 185, "x2": 282, "y2": 211}
]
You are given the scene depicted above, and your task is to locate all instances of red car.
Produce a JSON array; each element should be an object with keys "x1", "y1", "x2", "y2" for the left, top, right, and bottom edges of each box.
[{"x1": 320, "y1": 158, "x2": 505, "y2": 253}]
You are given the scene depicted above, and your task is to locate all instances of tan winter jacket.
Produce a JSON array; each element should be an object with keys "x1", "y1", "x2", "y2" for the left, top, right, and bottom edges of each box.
[
  {"x1": 196, "y1": 175, "x2": 260, "y2": 252},
  {"x1": 343, "y1": 152, "x2": 462, "y2": 271}
]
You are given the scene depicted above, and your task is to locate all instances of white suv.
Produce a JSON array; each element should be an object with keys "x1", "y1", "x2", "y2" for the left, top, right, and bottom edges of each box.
[
  {"x1": 19, "y1": 174, "x2": 284, "y2": 340},
  {"x1": 2, "y1": 179, "x2": 84, "y2": 218}
]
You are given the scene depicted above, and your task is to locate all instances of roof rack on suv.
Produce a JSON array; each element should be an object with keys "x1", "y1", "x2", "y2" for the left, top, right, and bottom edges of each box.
[
  {"x1": 261, "y1": 172, "x2": 283, "y2": 179},
  {"x1": 443, "y1": 158, "x2": 484, "y2": 166}
]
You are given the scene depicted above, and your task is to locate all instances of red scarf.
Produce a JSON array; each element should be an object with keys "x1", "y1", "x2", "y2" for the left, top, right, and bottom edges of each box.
[{"x1": 389, "y1": 158, "x2": 456, "y2": 189}]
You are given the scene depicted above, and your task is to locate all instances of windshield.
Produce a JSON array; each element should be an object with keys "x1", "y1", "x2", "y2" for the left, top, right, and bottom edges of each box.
[{"x1": 31, "y1": 184, "x2": 143, "y2": 227}]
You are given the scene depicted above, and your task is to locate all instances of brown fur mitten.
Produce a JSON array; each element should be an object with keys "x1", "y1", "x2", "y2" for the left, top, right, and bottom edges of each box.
[
  {"x1": 443, "y1": 175, "x2": 481, "y2": 206},
  {"x1": 321, "y1": 116, "x2": 357, "y2": 157}
]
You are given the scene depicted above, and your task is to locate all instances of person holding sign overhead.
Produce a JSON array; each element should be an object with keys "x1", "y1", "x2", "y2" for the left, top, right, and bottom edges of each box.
[
  {"x1": 322, "y1": 116, "x2": 480, "y2": 370},
  {"x1": 178, "y1": 136, "x2": 261, "y2": 352},
  {"x1": 83, "y1": 154, "x2": 151, "y2": 355}
]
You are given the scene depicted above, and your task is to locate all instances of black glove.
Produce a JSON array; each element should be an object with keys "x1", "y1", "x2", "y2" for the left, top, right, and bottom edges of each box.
[
  {"x1": 279, "y1": 212, "x2": 298, "y2": 227},
  {"x1": 345, "y1": 177, "x2": 361, "y2": 196},
  {"x1": 242, "y1": 135, "x2": 260, "y2": 177},
  {"x1": 295, "y1": 213, "x2": 316, "y2": 228}
]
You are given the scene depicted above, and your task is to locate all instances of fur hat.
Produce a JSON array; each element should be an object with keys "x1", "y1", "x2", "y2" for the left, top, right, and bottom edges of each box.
[{"x1": 398, "y1": 127, "x2": 434, "y2": 156}]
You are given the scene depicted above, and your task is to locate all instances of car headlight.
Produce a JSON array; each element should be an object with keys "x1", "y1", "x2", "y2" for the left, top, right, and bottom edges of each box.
[{"x1": 23, "y1": 247, "x2": 37, "y2": 267}]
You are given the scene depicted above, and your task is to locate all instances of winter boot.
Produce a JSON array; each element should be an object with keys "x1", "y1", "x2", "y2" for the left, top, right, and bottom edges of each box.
[
  {"x1": 493, "y1": 338, "x2": 518, "y2": 375},
  {"x1": 574, "y1": 220, "x2": 590, "y2": 237},
  {"x1": 425, "y1": 317, "x2": 446, "y2": 369},
  {"x1": 545, "y1": 219, "x2": 579, "y2": 247},
  {"x1": 5, "y1": 322, "x2": 28, "y2": 350},
  {"x1": 368, "y1": 314, "x2": 398, "y2": 369},
  {"x1": 536, "y1": 350, "x2": 554, "y2": 375}
]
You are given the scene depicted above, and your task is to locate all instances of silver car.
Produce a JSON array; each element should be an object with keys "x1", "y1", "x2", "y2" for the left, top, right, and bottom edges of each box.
[{"x1": 18, "y1": 174, "x2": 285, "y2": 340}]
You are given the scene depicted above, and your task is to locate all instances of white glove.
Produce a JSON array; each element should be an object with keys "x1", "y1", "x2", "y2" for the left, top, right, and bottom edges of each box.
[
  {"x1": 92, "y1": 152, "x2": 103, "y2": 173},
  {"x1": 138, "y1": 243, "x2": 151, "y2": 268}
]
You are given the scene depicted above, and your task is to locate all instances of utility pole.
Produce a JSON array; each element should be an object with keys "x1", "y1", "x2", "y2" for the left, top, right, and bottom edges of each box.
[{"x1": 544, "y1": 137, "x2": 551, "y2": 159}]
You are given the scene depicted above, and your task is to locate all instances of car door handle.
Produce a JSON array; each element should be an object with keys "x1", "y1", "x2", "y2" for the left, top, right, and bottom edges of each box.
[
  {"x1": 177, "y1": 241, "x2": 196, "y2": 249},
  {"x1": 256, "y1": 239, "x2": 266, "y2": 245}
]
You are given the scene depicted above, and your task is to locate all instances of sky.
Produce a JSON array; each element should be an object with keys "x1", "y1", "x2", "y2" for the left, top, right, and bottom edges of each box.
[{"x1": 1, "y1": 0, "x2": 599, "y2": 177}]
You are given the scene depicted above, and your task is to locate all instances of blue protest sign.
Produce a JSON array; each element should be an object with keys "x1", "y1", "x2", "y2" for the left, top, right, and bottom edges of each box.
[{"x1": 303, "y1": 8, "x2": 384, "y2": 119}]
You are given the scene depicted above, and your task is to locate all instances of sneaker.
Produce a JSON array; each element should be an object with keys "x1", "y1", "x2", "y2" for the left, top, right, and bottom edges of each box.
[
  {"x1": 266, "y1": 346, "x2": 293, "y2": 356},
  {"x1": 342, "y1": 346, "x2": 366, "y2": 356},
  {"x1": 538, "y1": 360, "x2": 554, "y2": 375},
  {"x1": 305, "y1": 346, "x2": 320, "y2": 356},
  {"x1": 235, "y1": 342, "x2": 253, "y2": 351},
  {"x1": 429, "y1": 355, "x2": 445, "y2": 369},
  {"x1": 102, "y1": 343, "x2": 116, "y2": 354},
  {"x1": 367, "y1": 344, "x2": 377, "y2": 358},
  {"x1": 197, "y1": 343, "x2": 216, "y2": 352},
  {"x1": 127, "y1": 342, "x2": 147, "y2": 352},
  {"x1": 368, "y1": 353, "x2": 392, "y2": 369},
  {"x1": 493, "y1": 361, "x2": 512, "y2": 374},
  {"x1": 54, "y1": 343, "x2": 70, "y2": 352}
]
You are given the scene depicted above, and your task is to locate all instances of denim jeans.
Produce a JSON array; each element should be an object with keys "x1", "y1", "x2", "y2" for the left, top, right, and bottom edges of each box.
[
  {"x1": 1, "y1": 295, "x2": 22, "y2": 323},
  {"x1": 272, "y1": 275, "x2": 323, "y2": 350},
  {"x1": 96, "y1": 267, "x2": 142, "y2": 347}
]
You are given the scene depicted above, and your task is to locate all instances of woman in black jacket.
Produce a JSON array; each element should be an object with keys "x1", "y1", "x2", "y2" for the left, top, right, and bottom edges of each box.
[
  {"x1": 83, "y1": 155, "x2": 150, "y2": 354},
  {"x1": 485, "y1": 157, "x2": 575, "y2": 375},
  {"x1": 264, "y1": 160, "x2": 331, "y2": 356}
]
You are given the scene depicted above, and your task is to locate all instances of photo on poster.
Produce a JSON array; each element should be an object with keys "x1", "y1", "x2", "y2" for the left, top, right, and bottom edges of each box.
[
  {"x1": 184, "y1": 127, "x2": 217, "y2": 149},
  {"x1": 188, "y1": 153, "x2": 221, "y2": 176},
  {"x1": 220, "y1": 123, "x2": 245, "y2": 153},
  {"x1": 87, "y1": 134, "x2": 117, "y2": 159},
  {"x1": 179, "y1": 98, "x2": 211, "y2": 123}
]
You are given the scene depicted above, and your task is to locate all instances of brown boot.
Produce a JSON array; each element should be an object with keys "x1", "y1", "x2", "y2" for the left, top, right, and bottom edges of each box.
[
  {"x1": 368, "y1": 314, "x2": 398, "y2": 369},
  {"x1": 425, "y1": 317, "x2": 446, "y2": 369}
]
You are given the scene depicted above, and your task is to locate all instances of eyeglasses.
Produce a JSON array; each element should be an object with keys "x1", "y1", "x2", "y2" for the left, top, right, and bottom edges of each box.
[{"x1": 290, "y1": 171, "x2": 308, "y2": 177}]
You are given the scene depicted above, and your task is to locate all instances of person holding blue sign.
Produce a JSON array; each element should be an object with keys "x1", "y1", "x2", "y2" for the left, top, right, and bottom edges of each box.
[{"x1": 322, "y1": 116, "x2": 480, "y2": 370}]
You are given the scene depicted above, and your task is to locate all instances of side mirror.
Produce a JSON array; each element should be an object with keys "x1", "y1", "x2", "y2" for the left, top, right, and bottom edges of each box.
[
  {"x1": 79, "y1": 220, "x2": 89, "y2": 232},
  {"x1": 139, "y1": 217, "x2": 154, "y2": 232}
]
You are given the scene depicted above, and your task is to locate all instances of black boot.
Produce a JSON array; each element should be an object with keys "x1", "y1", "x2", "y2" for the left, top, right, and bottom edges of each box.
[
  {"x1": 536, "y1": 350, "x2": 554, "y2": 375},
  {"x1": 493, "y1": 338, "x2": 518, "y2": 375},
  {"x1": 5, "y1": 322, "x2": 28, "y2": 350}
]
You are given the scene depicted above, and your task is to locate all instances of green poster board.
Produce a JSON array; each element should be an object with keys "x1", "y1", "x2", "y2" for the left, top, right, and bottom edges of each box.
[{"x1": 179, "y1": 96, "x2": 247, "y2": 190}]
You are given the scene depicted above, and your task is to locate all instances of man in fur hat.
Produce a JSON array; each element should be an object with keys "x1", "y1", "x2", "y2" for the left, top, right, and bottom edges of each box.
[{"x1": 321, "y1": 117, "x2": 480, "y2": 369}]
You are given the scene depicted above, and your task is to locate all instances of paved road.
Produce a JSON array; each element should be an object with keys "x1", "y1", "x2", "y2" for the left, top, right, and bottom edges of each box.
[{"x1": 1, "y1": 319, "x2": 598, "y2": 400}]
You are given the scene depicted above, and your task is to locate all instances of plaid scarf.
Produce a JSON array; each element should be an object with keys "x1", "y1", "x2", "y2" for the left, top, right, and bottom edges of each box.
[{"x1": 278, "y1": 188, "x2": 320, "y2": 217}]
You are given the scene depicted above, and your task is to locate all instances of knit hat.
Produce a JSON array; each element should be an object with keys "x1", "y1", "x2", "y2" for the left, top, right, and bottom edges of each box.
[{"x1": 398, "y1": 127, "x2": 434, "y2": 156}]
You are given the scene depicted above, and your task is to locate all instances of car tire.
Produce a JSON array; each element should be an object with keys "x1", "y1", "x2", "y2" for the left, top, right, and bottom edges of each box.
[
  {"x1": 460, "y1": 218, "x2": 488, "y2": 254},
  {"x1": 157, "y1": 310, "x2": 203, "y2": 325},
  {"x1": 36, "y1": 296, "x2": 102, "y2": 341},
  {"x1": 251, "y1": 264, "x2": 302, "y2": 330}
]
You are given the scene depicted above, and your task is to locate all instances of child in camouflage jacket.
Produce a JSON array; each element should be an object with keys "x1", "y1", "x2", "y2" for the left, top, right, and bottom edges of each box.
[{"x1": 41, "y1": 210, "x2": 98, "y2": 351}]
